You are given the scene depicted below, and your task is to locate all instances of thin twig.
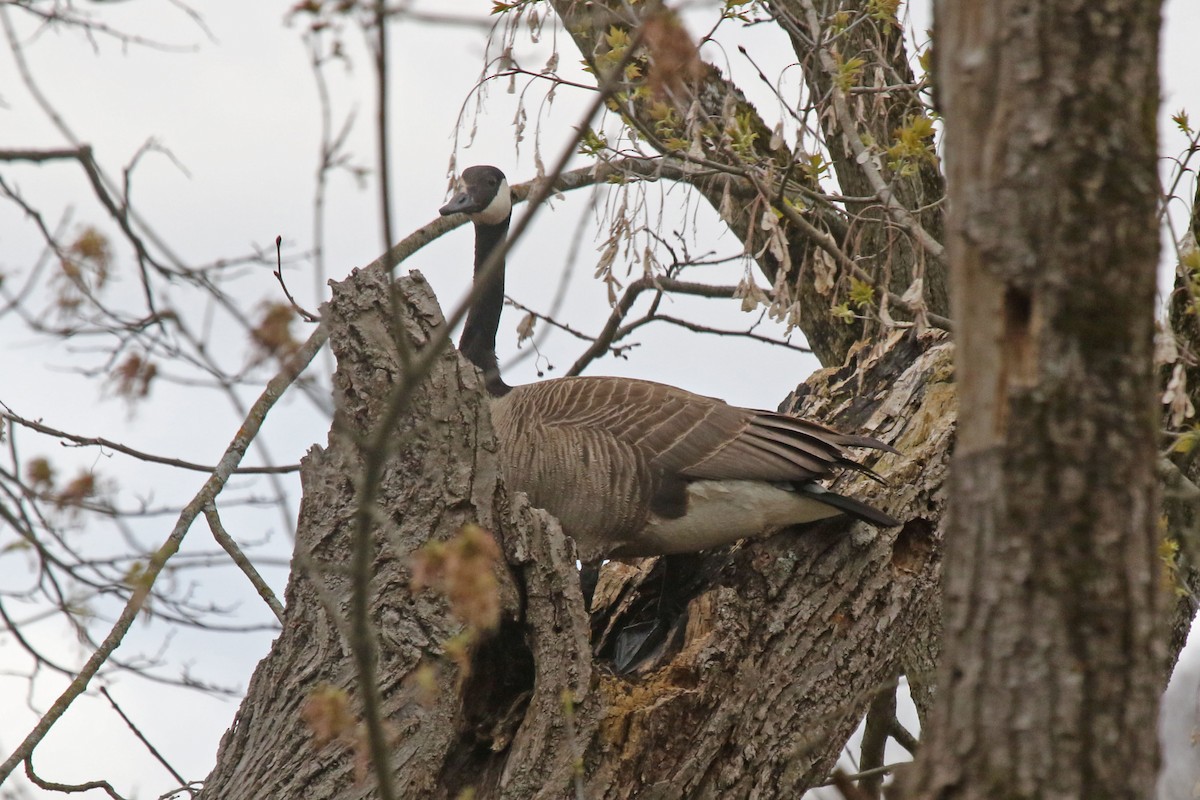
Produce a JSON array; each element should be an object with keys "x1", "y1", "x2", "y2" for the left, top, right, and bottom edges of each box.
[
  {"x1": 374, "y1": 0, "x2": 394, "y2": 259},
  {"x1": 0, "y1": 408, "x2": 300, "y2": 475},
  {"x1": 24, "y1": 755, "x2": 127, "y2": 800},
  {"x1": 566, "y1": 277, "x2": 744, "y2": 375},
  {"x1": 621, "y1": 313, "x2": 813, "y2": 353},
  {"x1": 812, "y1": 762, "x2": 909, "y2": 789},
  {"x1": 274, "y1": 236, "x2": 320, "y2": 322},
  {"x1": 830, "y1": 770, "x2": 874, "y2": 800},
  {"x1": 99, "y1": 687, "x2": 191, "y2": 790},
  {"x1": 203, "y1": 503, "x2": 286, "y2": 624},
  {"x1": 504, "y1": 297, "x2": 597, "y2": 343},
  {"x1": 5, "y1": 1, "x2": 200, "y2": 51},
  {"x1": 347, "y1": 11, "x2": 402, "y2": 789}
]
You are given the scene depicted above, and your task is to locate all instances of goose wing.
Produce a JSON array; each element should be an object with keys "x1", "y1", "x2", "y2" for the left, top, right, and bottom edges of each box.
[
  {"x1": 681, "y1": 410, "x2": 893, "y2": 483},
  {"x1": 500, "y1": 375, "x2": 888, "y2": 484}
]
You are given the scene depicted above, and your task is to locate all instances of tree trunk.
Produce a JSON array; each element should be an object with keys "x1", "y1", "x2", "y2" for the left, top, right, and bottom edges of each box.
[
  {"x1": 199, "y1": 267, "x2": 595, "y2": 799},
  {"x1": 902, "y1": 1, "x2": 1166, "y2": 797}
]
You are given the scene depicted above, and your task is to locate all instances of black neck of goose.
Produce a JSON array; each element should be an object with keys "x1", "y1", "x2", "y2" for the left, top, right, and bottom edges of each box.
[{"x1": 459, "y1": 215, "x2": 512, "y2": 397}]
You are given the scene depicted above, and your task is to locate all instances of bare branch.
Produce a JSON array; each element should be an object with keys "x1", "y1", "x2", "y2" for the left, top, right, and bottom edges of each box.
[
  {"x1": 24, "y1": 755, "x2": 127, "y2": 800},
  {"x1": 99, "y1": 687, "x2": 192, "y2": 792},
  {"x1": 567, "y1": 277, "x2": 744, "y2": 375},
  {"x1": 203, "y1": 504, "x2": 286, "y2": 624},
  {"x1": 0, "y1": 322, "x2": 327, "y2": 785},
  {"x1": 272, "y1": 236, "x2": 320, "y2": 323},
  {"x1": 0, "y1": 409, "x2": 300, "y2": 475}
]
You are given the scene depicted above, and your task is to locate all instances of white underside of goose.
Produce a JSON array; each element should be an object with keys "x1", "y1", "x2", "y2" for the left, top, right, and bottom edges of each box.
[{"x1": 617, "y1": 479, "x2": 843, "y2": 557}]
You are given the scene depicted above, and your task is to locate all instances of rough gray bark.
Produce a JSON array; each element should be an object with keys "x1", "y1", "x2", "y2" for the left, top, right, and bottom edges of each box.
[
  {"x1": 199, "y1": 267, "x2": 595, "y2": 799},
  {"x1": 902, "y1": 1, "x2": 1166, "y2": 797}
]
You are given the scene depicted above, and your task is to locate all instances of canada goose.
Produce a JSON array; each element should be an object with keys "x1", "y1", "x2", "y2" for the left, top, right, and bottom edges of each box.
[{"x1": 439, "y1": 166, "x2": 900, "y2": 567}]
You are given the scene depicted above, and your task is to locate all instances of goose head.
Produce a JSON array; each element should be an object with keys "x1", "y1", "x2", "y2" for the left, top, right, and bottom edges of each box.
[{"x1": 440, "y1": 165, "x2": 512, "y2": 225}]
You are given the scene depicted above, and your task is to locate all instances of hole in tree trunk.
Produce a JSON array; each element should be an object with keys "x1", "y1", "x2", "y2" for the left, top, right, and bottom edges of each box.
[{"x1": 438, "y1": 618, "x2": 534, "y2": 794}]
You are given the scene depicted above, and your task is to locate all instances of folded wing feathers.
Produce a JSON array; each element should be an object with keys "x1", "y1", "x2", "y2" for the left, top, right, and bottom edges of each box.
[
  {"x1": 747, "y1": 413, "x2": 893, "y2": 482},
  {"x1": 684, "y1": 430, "x2": 830, "y2": 480},
  {"x1": 509, "y1": 376, "x2": 890, "y2": 486}
]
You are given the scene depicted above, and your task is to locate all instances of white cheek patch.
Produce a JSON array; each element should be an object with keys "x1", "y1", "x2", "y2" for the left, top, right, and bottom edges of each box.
[{"x1": 471, "y1": 179, "x2": 512, "y2": 225}]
